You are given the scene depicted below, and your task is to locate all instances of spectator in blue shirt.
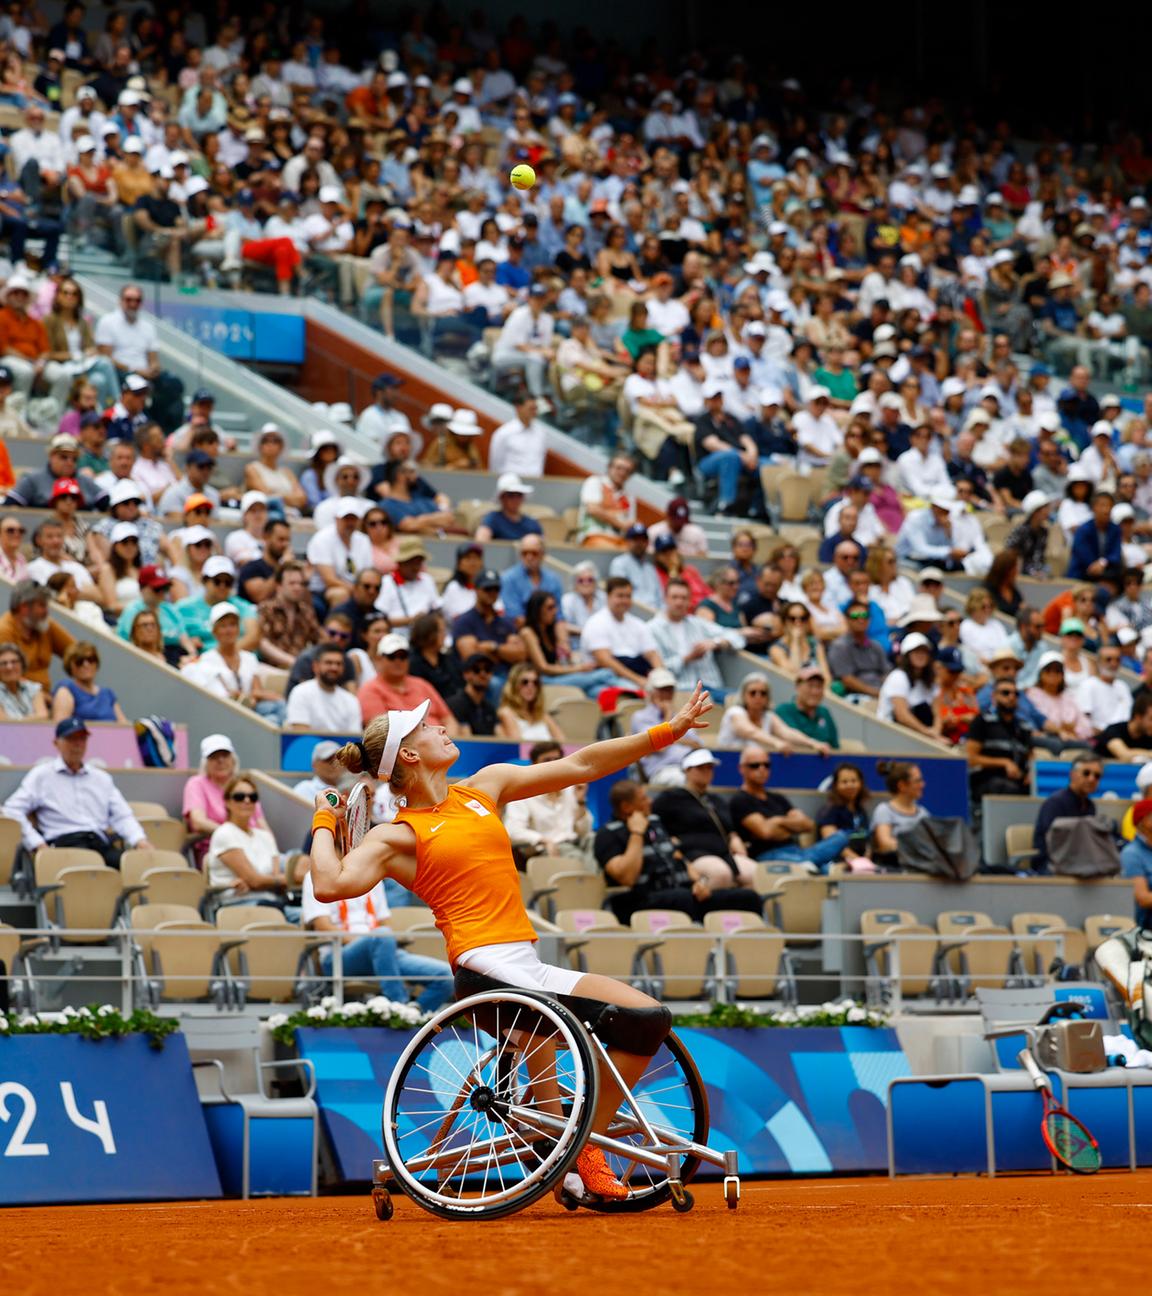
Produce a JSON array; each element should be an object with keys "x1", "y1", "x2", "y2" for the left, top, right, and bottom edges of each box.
[
  {"x1": 1056, "y1": 364, "x2": 1100, "y2": 449},
  {"x1": 474, "y1": 474, "x2": 544, "y2": 543},
  {"x1": 975, "y1": 645, "x2": 1047, "y2": 731},
  {"x1": 495, "y1": 238, "x2": 531, "y2": 292},
  {"x1": 451, "y1": 569, "x2": 526, "y2": 683},
  {"x1": 499, "y1": 533, "x2": 563, "y2": 626},
  {"x1": 1121, "y1": 798, "x2": 1152, "y2": 926},
  {"x1": 1067, "y1": 490, "x2": 1122, "y2": 581}
]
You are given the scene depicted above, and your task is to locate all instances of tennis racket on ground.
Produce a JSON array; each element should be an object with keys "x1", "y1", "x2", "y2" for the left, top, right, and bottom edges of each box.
[{"x1": 1017, "y1": 1048, "x2": 1101, "y2": 1174}]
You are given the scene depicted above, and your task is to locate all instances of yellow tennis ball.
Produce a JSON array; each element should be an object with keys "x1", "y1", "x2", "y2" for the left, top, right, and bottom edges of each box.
[{"x1": 510, "y1": 163, "x2": 536, "y2": 191}]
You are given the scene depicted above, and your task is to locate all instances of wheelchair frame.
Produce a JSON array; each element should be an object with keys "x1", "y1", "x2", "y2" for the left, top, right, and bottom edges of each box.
[{"x1": 369, "y1": 989, "x2": 741, "y2": 1221}]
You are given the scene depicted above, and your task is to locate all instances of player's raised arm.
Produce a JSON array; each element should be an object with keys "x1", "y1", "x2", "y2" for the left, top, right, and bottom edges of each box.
[
  {"x1": 471, "y1": 683, "x2": 713, "y2": 805},
  {"x1": 308, "y1": 791, "x2": 396, "y2": 901}
]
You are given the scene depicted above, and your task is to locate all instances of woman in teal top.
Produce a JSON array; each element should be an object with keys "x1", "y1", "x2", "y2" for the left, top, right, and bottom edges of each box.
[{"x1": 620, "y1": 301, "x2": 664, "y2": 360}]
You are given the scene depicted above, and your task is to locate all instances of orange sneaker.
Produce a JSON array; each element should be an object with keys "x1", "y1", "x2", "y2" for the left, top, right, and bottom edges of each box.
[{"x1": 575, "y1": 1145, "x2": 629, "y2": 1200}]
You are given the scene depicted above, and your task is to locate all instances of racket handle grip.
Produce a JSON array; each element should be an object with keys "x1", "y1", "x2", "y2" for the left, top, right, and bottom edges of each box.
[
  {"x1": 1017, "y1": 1048, "x2": 1048, "y2": 1088},
  {"x1": 324, "y1": 791, "x2": 340, "y2": 807}
]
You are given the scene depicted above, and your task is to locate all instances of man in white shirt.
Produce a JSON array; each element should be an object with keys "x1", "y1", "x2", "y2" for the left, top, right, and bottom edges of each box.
[
  {"x1": 793, "y1": 387, "x2": 842, "y2": 471},
  {"x1": 355, "y1": 373, "x2": 416, "y2": 451},
  {"x1": 824, "y1": 477, "x2": 886, "y2": 546},
  {"x1": 301, "y1": 872, "x2": 452, "y2": 1011},
  {"x1": 576, "y1": 452, "x2": 636, "y2": 545},
  {"x1": 898, "y1": 424, "x2": 955, "y2": 498},
  {"x1": 488, "y1": 393, "x2": 547, "y2": 477},
  {"x1": 463, "y1": 258, "x2": 514, "y2": 323},
  {"x1": 1076, "y1": 642, "x2": 1133, "y2": 733},
  {"x1": 644, "y1": 273, "x2": 690, "y2": 337},
  {"x1": 374, "y1": 537, "x2": 441, "y2": 636},
  {"x1": 94, "y1": 284, "x2": 160, "y2": 379},
  {"x1": 285, "y1": 644, "x2": 363, "y2": 732},
  {"x1": 2, "y1": 717, "x2": 152, "y2": 868},
  {"x1": 10, "y1": 103, "x2": 64, "y2": 200},
  {"x1": 306, "y1": 499, "x2": 374, "y2": 607},
  {"x1": 59, "y1": 86, "x2": 106, "y2": 160},
  {"x1": 281, "y1": 135, "x2": 340, "y2": 194},
  {"x1": 580, "y1": 576, "x2": 664, "y2": 688},
  {"x1": 491, "y1": 285, "x2": 555, "y2": 398},
  {"x1": 647, "y1": 578, "x2": 741, "y2": 693},
  {"x1": 301, "y1": 186, "x2": 354, "y2": 294}
]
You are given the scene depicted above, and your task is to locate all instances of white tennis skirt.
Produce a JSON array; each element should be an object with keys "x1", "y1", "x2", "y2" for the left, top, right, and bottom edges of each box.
[{"x1": 456, "y1": 941, "x2": 584, "y2": 995}]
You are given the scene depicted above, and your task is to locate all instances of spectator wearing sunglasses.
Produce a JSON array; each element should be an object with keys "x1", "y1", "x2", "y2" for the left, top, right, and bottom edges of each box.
[
  {"x1": 359, "y1": 632, "x2": 458, "y2": 731},
  {"x1": 966, "y1": 677, "x2": 1034, "y2": 799},
  {"x1": 445, "y1": 652, "x2": 499, "y2": 736},
  {"x1": 827, "y1": 601, "x2": 889, "y2": 699},
  {"x1": 206, "y1": 774, "x2": 290, "y2": 906},
  {"x1": 1031, "y1": 756, "x2": 1105, "y2": 874},
  {"x1": 285, "y1": 613, "x2": 358, "y2": 696},
  {"x1": 175, "y1": 554, "x2": 258, "y2": 653},
  {"x1": 729, "y1": 745, "x2": 849, "y2": 872},
  {"x1": 0, "y1": 517, "x2": 28, "y2": 582}
]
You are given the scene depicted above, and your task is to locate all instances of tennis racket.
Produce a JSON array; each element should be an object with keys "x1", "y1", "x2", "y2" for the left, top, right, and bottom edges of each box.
[
  {"x1": 344, "y1": 781, "x2": 371, "y2": 854},
  {"x1": 1017, "y1": 1048, "x2": 1101, "y2": 1174}
]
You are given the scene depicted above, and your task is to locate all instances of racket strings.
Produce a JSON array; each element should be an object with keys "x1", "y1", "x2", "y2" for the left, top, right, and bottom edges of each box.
[{"x1": 1045, "y1": 1112, "x2": 1100, "y2": 1172}]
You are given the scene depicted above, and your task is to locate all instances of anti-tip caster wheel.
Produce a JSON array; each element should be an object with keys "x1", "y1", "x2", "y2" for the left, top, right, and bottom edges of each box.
[
  {"x1": 669, "y1": 1187, "x2": 694, "y2": 1213},
  {"x1": 372, "y1": 1187, "x2": 394, "y2": 1221},
  {"x1": 724, "y1": 1176, "x2": 740, "y2": 1210}
]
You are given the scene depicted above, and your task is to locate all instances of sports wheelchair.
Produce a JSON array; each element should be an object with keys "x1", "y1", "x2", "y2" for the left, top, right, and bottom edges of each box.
[{"x1": 370, "y1": 975, "x2": 740, "y2": 1222}]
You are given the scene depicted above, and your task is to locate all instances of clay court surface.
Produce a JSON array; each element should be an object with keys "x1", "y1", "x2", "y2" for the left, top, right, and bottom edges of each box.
[{"x1": 7, "y1": 1173, "x2": 1152, "y2": 1295}]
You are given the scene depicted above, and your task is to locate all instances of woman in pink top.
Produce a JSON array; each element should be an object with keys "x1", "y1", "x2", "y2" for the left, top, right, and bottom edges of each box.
[
  {"x1": 183, "y1": 733, "x2": 264, "y2": 863},
  {"x1": 1025, "y1": 653, "x2": 1094, "y2": 747}
]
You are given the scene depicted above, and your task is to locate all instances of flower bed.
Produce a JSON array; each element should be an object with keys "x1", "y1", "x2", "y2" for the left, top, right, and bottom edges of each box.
[
  {"x1": 0, "y1": 1005, "x2": 178, "y2": 1048},
  {"x1": 265, "y1": 996, "x2": 887, "y2": 1044}
]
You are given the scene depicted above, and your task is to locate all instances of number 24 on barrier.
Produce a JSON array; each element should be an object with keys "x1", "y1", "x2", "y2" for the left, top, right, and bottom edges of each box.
[{"x1": 0, "y1": 1081, "x2": 116, "y2": 1156}]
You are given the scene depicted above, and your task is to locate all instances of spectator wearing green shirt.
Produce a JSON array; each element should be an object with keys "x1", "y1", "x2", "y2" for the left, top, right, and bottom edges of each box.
[
  {"x1": 176, "y1": 555, "x2": 258, "y2": 652},
  {"x1": 774, "y1": 664, "x2": 840, "y2": 750},
  {"x1": 620, "y1": 301, "x2": 665, "y2": 360},
  {"x1": 813, "y1": 343, "x2": 858, "y2": 409},
  {"x1": 116, "y1": 564, "x2": 197, "y2": 663}
]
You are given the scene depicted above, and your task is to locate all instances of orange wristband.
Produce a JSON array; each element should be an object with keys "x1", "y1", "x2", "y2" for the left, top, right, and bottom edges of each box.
[
  {"x1": 648, "y1": 722, "x2": 676, "y2": 752},
  {"x1": 311, "y1": 809, "x2": 338, "y2": 836}
]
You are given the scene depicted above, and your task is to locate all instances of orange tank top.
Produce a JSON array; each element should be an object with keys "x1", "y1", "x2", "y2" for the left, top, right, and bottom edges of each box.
[{"x1": 394, "y1": 783, "x2": 537, "y2": 967}]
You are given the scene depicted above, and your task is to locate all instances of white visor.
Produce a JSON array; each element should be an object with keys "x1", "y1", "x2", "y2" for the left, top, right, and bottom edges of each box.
[{"x1": 377, "y1": 699, "x2": 431, "y2": 780}]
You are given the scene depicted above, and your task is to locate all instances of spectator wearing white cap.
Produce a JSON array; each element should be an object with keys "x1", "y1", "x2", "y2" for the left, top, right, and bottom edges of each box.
[
  {"x1": 299, "y1": 185, "x2": 353, "y2": 299},
  {"x1": 307, "y1": 498, "x2": 374, "y2": 609},
  {"x1": 491, "y1": 291, "x2": 556, "y2": 401},
  {"x1": 793, "y1": 386, "x2": 842, "y2": 472},
  {"x1": 176, "y1": 554, "x2": 258, "y2": 652},
  {"x1": 628, "y1": 667, "x2": 705, "y2": 787},
  {"x1": 223, "y1": 491, "x2": 270, "y2": 566},
  {"x1": 1078, "y1": 420, "x2": 1121, "y2": 489},
  {"x1": 182, "y1": 602, "x2": 285, "y2": 723}
]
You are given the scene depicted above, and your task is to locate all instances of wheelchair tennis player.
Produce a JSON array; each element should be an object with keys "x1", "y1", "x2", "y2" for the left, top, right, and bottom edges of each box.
[{"x1": 308, "y1": 683, "x2": 713, "y2": 1202}]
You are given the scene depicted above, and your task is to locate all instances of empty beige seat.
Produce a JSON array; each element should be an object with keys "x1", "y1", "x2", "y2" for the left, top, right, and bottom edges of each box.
[
  {"x1": 1032, "y1": 926, "x2": 1089, "y2": 975},
  {"x1": 35, "y1": 847, "x2": 121, "y2": 946},
  {"x1": 214, "y1": 908, "x2": 319, "y2": 1004},
  {"x1": 935, "y1": 910, "x2": 996, "y2": 981},
  {"x1": 1011, "y1": 912, "x2": 1072, "y2": 977},
  {"x1": 0, "y1": 815, "x2": 21, "y2": 888},
  {"x1": 128, "y1": 801, "x2": 169, "y2": 820},
  {"x1": 0, "y1": 920, "x2": 44, "y2": 1011},
  {"x1": 766, "y1": 877, "x2": 830, "y2": 943},
  {"x1": 136, "y1": 817, "x2": 189, "y2": 854},
  {"x1": 725, "y1": 929, "x2": 788, "y2": 999},
  {"x1": 861, "y1": 909, "x2": 941, "y2": 1002},
  {"x1": 545, "y1": 697, "x2": 601, "y2": 744},
  {"x1": 628, "y1": 909, "x2": 696, "y2": 934},
  {"x1": 629, "y1": 910, "x2": 711, "y2": 999},
  {"x1": 119, "y1": 848, "x2": 205, "y2": 912},
  {"x1": 132, "y1": 903, "x2": 234, "y2": 1005},
  {"x1": 555, "y1": 909, "x2": 622, "y2": 934},
  {"x1": 1004, "y1": 824, "x2": 1039, "y2": 871},
  {"x1": 702, "y1": 910, "x2": 768, "y2": 936},
  {"x1": 1085, "y1": 914, "x2": 1130, "y2": 950},
  {"x1": 526, "y1": 857, "x2": 606, "y2": 919},
  {"x1": 563, "y1": 925, "x2": 646, "y2": 982}
]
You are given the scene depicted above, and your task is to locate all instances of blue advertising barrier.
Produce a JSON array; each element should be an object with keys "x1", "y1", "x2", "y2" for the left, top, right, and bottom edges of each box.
[
  {"x1": 295, "y1": 1024, "x2": 910, "y2": 1180},
  {"x1": 0, "y1": 1034, "x2": 222, "y2": 1204},
  {"x1": 155, "y1": 300, "x2": 305, "y2": 364}
]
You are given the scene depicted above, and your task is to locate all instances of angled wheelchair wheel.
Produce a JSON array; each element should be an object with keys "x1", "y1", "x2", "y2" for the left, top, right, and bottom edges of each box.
[
  {"x1": 577, "y1": 1030, "x2": 709, "y2": 1214},
  {"x1": 382, "y1": 990, "x2": 599, "y2": 1220}
]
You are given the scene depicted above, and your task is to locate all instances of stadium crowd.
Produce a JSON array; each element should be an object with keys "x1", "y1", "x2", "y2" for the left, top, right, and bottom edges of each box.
[{"x1": 0, "y1": 7, "x2": 1151, "y2": 986}]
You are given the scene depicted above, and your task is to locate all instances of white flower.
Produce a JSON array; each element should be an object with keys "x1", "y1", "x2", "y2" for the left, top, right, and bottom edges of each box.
[
  {"x1": 365, "y1": 996, "x2": 393, "y2": 1015},
  {"x1": 320, "y1": 995, "x2": 339, "y2": 1011},
  {"x1": 17, "y1": 1014, "x2": 38, "y2": 1028},
  {"x1": 306, "y1": 1006, "x2": 327, "y2": 1020},
  {"x1": 37, "y1": 1011, "x2": 68, "y2": 1026},
  {"x1": 847, "y1": 1006, "x2": 867, "y2": 1023},
  {"x1": 266, "y1": 1013, "x2": 289, "y2": 1030},
  {"x1": 76, "y1": 1007, "x2": 93, "y2": 1018},
  {"x1": 96, "y1": 1005, "x2": 117, "y2": 1017},
  {"x1": 396, "y1": 1002, "x2": 422, "y2": 1024},
  {"x1": 61, "y1": 1005, "x2": 78, "y2": 1018},
  {"x1": 0, "y1": 1015, "x2": 8, "y2": 1031},
  {"x1": 341, "y1": 1001, "x2": 369, "y2": 1016},
  {"x1": 775, "y1": 1009, "x2": 798, "y2": 1024}
]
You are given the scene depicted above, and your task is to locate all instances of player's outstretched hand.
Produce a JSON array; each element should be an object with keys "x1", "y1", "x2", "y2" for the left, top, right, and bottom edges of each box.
[{"x1": 670, "y1": 681, "x2": 713, "y2": 738}]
